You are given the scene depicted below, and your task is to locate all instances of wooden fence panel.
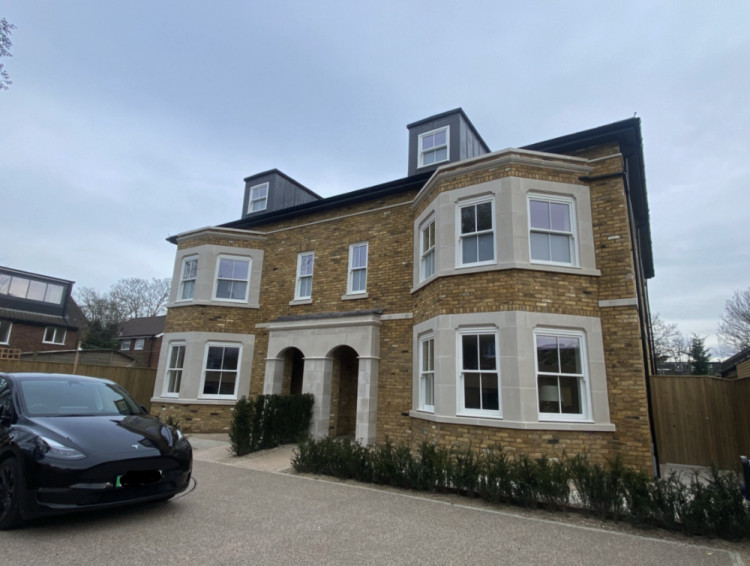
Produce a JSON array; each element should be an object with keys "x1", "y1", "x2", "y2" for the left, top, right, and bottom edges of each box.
[
  {"x1": 651, "y1": 375, "x2": 750, "y2": 470},
  {"x1": 0, "y1": 359, "x2": 156, "y2": 410}
]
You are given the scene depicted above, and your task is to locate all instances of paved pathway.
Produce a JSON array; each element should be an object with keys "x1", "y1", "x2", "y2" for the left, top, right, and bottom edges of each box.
[{"x1": 189, "y1": 433, "x2": 296, "y2": 472}]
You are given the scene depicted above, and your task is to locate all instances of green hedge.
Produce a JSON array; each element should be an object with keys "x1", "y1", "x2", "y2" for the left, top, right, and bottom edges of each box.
[
  {"x1": 230, "y1": 394, "x2": 314, "y2": 456},
  {"x1": 292, "y1": 437, "x2": 750, "y2": 541}
]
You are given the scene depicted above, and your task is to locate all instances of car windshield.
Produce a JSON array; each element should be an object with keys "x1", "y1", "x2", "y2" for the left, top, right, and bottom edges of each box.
[{"x1": 19, "y1": 379, "x2": 142, "y2": 417}]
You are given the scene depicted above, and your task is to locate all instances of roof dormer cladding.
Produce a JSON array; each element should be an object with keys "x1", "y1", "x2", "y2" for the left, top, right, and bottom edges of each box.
[
  {"x1": 407, "y1": 108, "x2": 491, "y2": 176},
  {"x1": 241, "y1": 169, "x2": 322, "y2": 219}
]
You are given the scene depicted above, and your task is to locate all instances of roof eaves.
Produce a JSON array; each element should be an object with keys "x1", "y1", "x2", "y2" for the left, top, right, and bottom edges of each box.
[
  {"x1": 523, "y1": 118, "x2": 654, "y2": 279},
  {"x1": 220, "y1": 171, "x2": 432, "y2": 231}
]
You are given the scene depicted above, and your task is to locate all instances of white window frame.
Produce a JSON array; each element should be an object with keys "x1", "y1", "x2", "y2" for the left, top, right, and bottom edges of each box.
[
  {"x1": 418, "y1": 126, "x2": 450, "y2": 168},
  {"x1": 534, "y1": 329, "x2": 591, "y2": 422},
  {"x1": 420, "y1": 218, "x2": 436, "y2": 282},
  {"x1": 347, "y1": 242, "x2": 368, "y2": 295},
  {"x1": 0, "y1": 321, "x2": 11, "y2": 345},
  {"x1": 295, "y1": 252, "x2": 314, "y2": 300},
  {"x1": 120, "y1": 339, "x2": 131, "y2": 351},
  {"x1": 164, "y1": 342, "x2": 186, "y2": 397},
  {"x1": 457, "y1": 328, "x2": 501, "y2": 418},
  {"x1": 419, "y1": 335, "x2": 435, "y2": 412},
  {"x1": 0, "y1": 274, "x2": 65, "y2": 305},
  {"x1": 528, "y1": 194, "x2": 578, "y2": 267},
  {"x1": 43, "y1": 327, "x2": 66, "y2": 345},
  {"x1": 178, "y1": 256, "x2": 198, "y2": 302},
  {"x1": 213, "y1": 255, "x2": 251, "y2": 303},
  {"x1": 248, "y1": 182, "x2": 269, "y2": 213},
  {"x1": 134, "y1": 338, "x2": 145, "y2": 351},
  {"x1": 456, "y1": 197, "x2": 495, "y2": 267},
  {"x1": 199, "y1": 342, "x2": 242, "y2": 399}
]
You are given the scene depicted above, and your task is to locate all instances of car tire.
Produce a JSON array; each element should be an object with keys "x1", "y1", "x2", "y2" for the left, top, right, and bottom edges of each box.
[{"x1": 0, "y1": 458, "x2": 23, "y2": 530}]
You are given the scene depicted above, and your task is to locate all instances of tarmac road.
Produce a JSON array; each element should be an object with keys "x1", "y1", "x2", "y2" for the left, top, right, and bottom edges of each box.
[{"x1": 1, "y1": 457, "x2": 747, "y2": 565}]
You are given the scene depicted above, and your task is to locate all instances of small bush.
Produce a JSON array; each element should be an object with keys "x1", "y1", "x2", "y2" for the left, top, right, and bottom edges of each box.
[
  {"x1": 229, "y1": 396, "x2": 254, "y2": 456},
  {"x1": 477, "y1": 447, "x2": 513, "y2": 503},
  {"x1": 569, "y1": 455, "x2": 627, "y2": 519}
]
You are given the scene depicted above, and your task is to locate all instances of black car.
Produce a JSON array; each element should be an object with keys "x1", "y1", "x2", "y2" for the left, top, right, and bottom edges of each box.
[{"x1": 0, "y1": 372, "x2": 192, "y2": 529}]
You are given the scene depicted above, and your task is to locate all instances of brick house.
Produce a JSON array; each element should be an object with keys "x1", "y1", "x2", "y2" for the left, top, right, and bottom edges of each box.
[
  {"x1": 151, "y1": 109, "x2": 657, "y2": 471},
  {"x1": 0, "y1": 266, "x2": 86, "y2": 355},
  {"x1": 118, "y1": 315, "x2": 166, "y2": 369}
]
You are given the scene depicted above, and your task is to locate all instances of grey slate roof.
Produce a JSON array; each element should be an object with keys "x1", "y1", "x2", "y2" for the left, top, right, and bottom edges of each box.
[{"x1": 118, "y1": 315, "x2": 166, "y2": 339}]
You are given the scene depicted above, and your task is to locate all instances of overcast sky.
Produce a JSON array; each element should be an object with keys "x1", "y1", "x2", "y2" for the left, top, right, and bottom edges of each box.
[{"x1": 1, "y1": 2, "x2": 748, "y2": 355}]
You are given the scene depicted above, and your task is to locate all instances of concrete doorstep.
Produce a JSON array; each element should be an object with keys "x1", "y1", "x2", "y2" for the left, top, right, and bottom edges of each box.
[{"x1": 187, "y1": 434, "x2": 297, "y2": 473}]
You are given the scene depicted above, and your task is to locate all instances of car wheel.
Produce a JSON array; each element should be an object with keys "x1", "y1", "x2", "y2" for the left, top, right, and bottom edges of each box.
[{"x1": 0, "y1": 458, "x2": 23, "y2": 530}]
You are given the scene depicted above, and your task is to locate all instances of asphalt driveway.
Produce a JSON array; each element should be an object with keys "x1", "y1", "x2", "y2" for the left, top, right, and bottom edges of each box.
[{"x1": 1, "y1": 447, "x2": 748, "y2": 565}]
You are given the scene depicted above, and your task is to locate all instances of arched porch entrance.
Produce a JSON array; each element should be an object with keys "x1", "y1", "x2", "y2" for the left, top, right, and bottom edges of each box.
[
  {"x1": 262, "y1": 310, "x2": 381, "y2": 445},
  {"x1": 329, "y1": 346, "x2": 358, "y2": 438}
]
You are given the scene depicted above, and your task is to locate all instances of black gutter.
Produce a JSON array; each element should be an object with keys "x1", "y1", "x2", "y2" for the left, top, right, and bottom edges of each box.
[
  {"x1": 220, "y1": 171, "x2": 432, "y2": 231},
  {"x1": 523, "y1": 117, "x2": 654, "y2": 279}
]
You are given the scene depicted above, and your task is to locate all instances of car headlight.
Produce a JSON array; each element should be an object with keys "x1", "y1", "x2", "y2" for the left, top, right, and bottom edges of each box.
[{"x1": 38, "y1": 436, "x2": 86, "y2": 460}]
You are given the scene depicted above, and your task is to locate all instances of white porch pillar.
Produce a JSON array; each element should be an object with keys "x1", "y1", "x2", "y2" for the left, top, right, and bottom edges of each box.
[
  {"x1": 263, "y1": 356, "x2": 284, "y2": 395},
  {"x1": 355, "y1": 356, "x2": 379, "y2": 445},
  {"x1": 302, "y1": 356, "x2": 333, "y2": 439}
]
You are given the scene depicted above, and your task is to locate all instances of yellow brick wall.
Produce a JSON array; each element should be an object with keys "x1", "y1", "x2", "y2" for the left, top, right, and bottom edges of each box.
[{"x1": 154, "y1": 143, "x2": 654, "y2": 472}]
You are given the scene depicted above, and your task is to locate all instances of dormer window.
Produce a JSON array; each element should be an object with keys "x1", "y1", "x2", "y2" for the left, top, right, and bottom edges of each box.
[
  {"x1": 248, "y1": 183, "x2": 269, "y2": 213},
  {"x1": 419, "y1": 126, "x2": 449, "y2": 168}
]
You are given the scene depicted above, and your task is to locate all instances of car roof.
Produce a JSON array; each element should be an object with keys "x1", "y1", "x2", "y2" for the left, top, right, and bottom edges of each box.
[{"x1": 0, "y1": 372, "x2": 115, "y2": 385}]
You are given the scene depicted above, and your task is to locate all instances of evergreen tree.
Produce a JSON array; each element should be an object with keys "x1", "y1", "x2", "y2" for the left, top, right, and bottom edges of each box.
[{"x1": 688, "y1": 335, "x2": 711, "y2": 375}]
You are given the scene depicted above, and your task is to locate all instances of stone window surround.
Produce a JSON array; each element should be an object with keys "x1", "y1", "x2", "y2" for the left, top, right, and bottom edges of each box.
[
  {"x1": 412, "y1": 177, "x2": 599, "y2": 291},
  {"x1": 151, "y1": 330, "x2": 255, "y2": 406},
  {"x1": 411, "y1": 311, "x2": 613, "y2": 432},
  {"x1": 167, "y1": 243, "x2": 264, "y2": 309}
]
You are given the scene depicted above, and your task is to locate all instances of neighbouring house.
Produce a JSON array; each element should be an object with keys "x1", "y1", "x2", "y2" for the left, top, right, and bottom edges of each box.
[
  {"x1": 118, "y1": 315, "x2": 166, "y2": 369},
  {"x1": 720, "y1": 346, "x2": 750, "y2": 379},
  {"x1": 0, "y1": 266, "x2": 86, "y2": 356},
  {"x1": 151, "y1": 109, "x2": 657, "y2": 472}
]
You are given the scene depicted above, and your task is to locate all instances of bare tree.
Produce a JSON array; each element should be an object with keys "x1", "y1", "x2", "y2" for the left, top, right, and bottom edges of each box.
[
  {"x1": 0, "y1": 18, "x2": 15, "y2": 90},
  {"x1": 75, "y1": 287, "x2": 127, "y2": 326},
  {"x1": 717, "y1": 287, "x2": 750, "y2": 354},
  {"x1": 74, "y1": 278, "x2": 171, "y2": 350},
  {"x1": 650, "y1": 313, "x2": 685, "y2": 363},
  {"x1": 109, "y1": 277, "x2": 171, "y2": 319}
]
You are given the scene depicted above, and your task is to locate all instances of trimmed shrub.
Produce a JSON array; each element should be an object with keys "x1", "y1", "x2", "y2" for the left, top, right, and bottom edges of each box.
[
  {"x1": 229, "y1": 396, "x2": 254, "y2": 456},
  {"x1": 568, "y1": 455, "x2": 627, "y2": 519},
  {"x1": 291, "y1": 438, "x2": 750, "y2": 540},
  {"x1": 230, "y1": 393, "x2": 314, "y2": 456}
]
